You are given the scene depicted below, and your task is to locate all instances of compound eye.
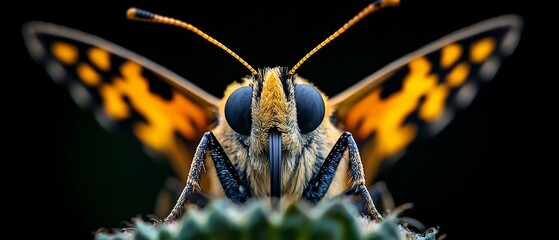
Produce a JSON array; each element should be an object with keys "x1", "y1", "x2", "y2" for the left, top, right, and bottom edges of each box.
[
  {"x1": 295, "y1": 84, "x2": 325, "y2": 134},
  {"x1": 225, "y1": 86, "x2": 253, "y2": 135}
]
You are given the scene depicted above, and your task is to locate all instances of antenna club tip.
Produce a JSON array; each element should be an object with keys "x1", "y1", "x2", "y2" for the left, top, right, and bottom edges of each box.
[
  {"x1": 126, "y1": 8, "x2": 137, "y2": 19},
  {"x1": 383, "y1": 0, "x2": 400, "y2": 7},
  {"x1": 126, "y1": 7, "x2": 155, "y2": 20}
]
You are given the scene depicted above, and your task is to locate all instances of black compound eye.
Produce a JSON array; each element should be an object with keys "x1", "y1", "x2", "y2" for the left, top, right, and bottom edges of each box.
[
  {"x1": 225, "y1": 86, "x2": 253, "y2": 135},
  {"x1": 295, "y1": 84, "x2": 325, "y2": 134}
]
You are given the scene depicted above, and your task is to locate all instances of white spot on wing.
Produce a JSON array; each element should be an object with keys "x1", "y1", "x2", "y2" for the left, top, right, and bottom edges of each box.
[
  {"x1": 456, "y1": 82, "x2": 478, "y2": 109},
  {"x1": 501, "y1": 29, "x2": 521, "y2": 56},
  {"x1": 142, "y1": 146, "x2": 165, "y2": 161},
  {"x1": 68, "y1": 82, "x2": 91, "y2": 109},
  {"x1": 385, "y1": 150, "x2": 406, "y2": 166},
  {"x1": 94, "y1": 108, "x2": 116, "y2": 132},
  {"x1": 25, "y1": 37, "x2": 45, "y2": 61},
  {"x1": 480, "y1": 56, "x2": 501, "y2": 81},
  {"x1": 428, "y1": 110, "x2": 452, "y2": 136},
  {"x1": 46, "y1": 60, "x2": 66, "y2": 83}
]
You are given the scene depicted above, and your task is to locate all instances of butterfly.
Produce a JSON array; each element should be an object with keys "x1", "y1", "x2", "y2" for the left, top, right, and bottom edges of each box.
[{"x1": 23, "y1": 0, "x2": 522, "y2": 223}]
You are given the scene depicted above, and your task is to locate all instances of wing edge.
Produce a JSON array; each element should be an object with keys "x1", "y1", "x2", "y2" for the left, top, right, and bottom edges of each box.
[
  {"x1": 21, "y1": 21, "x2": 221, "y2": 111},
  {"x1": 328, "y1": 14, "x2": 523, "y2": 107}
]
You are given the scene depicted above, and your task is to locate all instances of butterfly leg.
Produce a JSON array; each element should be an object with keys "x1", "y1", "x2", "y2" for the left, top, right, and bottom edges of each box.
[
  {"x1": 340, "y1": 181, "x2": 395, "y2": 214},
  {"x1": 163, "y1": 131, "x2": 250, "y2": 223},
  {"x1": 302, "y1": 131, "x2": 383, "y2": 222}
]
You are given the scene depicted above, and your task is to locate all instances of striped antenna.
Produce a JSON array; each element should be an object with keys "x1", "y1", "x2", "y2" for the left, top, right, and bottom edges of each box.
[
  {"x1": 127, "y1": 8, "x2": 258, "y2": 76},
  {"x1": 289, "y1": 0, "x2": 400, "y2": 75}
]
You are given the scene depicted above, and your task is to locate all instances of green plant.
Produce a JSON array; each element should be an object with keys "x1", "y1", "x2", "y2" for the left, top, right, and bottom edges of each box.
[{"x1": 96, "y1": 198, "x2": 438, "y2": 240}]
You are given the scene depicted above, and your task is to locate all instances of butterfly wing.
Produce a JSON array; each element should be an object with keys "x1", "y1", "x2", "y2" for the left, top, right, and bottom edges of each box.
[
  {"x1": 22, "y1": 21, "x2": 220, "y2": 183},
  {"x1": 329, "y1": 15, "x2": 523, "y2": 185}
]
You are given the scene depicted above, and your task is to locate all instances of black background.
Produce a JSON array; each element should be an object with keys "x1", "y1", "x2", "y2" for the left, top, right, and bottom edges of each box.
[{"x1": 12, "y1": 0, "x2": 534, "y2": 239}]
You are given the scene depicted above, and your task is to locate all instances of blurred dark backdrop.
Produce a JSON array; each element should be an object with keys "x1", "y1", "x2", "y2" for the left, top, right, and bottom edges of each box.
[{"x1": 13, "y1": 0, "x2": 532, "y2": 239}]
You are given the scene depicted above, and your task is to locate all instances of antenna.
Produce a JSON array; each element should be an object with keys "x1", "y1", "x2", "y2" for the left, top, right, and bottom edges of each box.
[
  {"x1": 289, "y1": 0, "x2": 400, "y2": 75},
  {"x1": 127, "y1": 8, "x2": 258, "y2": 76}
]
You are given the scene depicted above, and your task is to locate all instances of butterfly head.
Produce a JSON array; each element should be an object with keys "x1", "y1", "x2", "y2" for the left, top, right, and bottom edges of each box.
[{"x1": 224, "y1": 67, "x2": 325, "y2": 155}]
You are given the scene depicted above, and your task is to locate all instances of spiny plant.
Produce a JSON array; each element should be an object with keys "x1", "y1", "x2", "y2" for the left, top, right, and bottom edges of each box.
[{"x1": 95, "y1": 198, "x2": 439, "y2": 240}]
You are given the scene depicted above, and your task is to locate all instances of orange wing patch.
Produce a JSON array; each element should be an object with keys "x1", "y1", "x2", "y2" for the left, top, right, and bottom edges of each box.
[
  {"x1": 344, "y1": 38, "x2": 497, "y2": 181},
  {"x1": 51, "y1": 41, "x2": 78, "y2": 64},
  {"x1": 49, "y1": 43, "x2": 210, "y2": 180},
  {"x1": 470, "y1": 37, "x2": 496, "y2": 63},
  {"x1": 440, "y1": 43, "x2": 462, "y2": 68},
  {"x1": 88, "y1": 47, "x2": 111, "y2": 71},
  {"x1": 77, "y1": 63, "x2": 101, "y2": 86},
  {"x1": 446, "y1": 62, "x2": 470, "y2": 87}
]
